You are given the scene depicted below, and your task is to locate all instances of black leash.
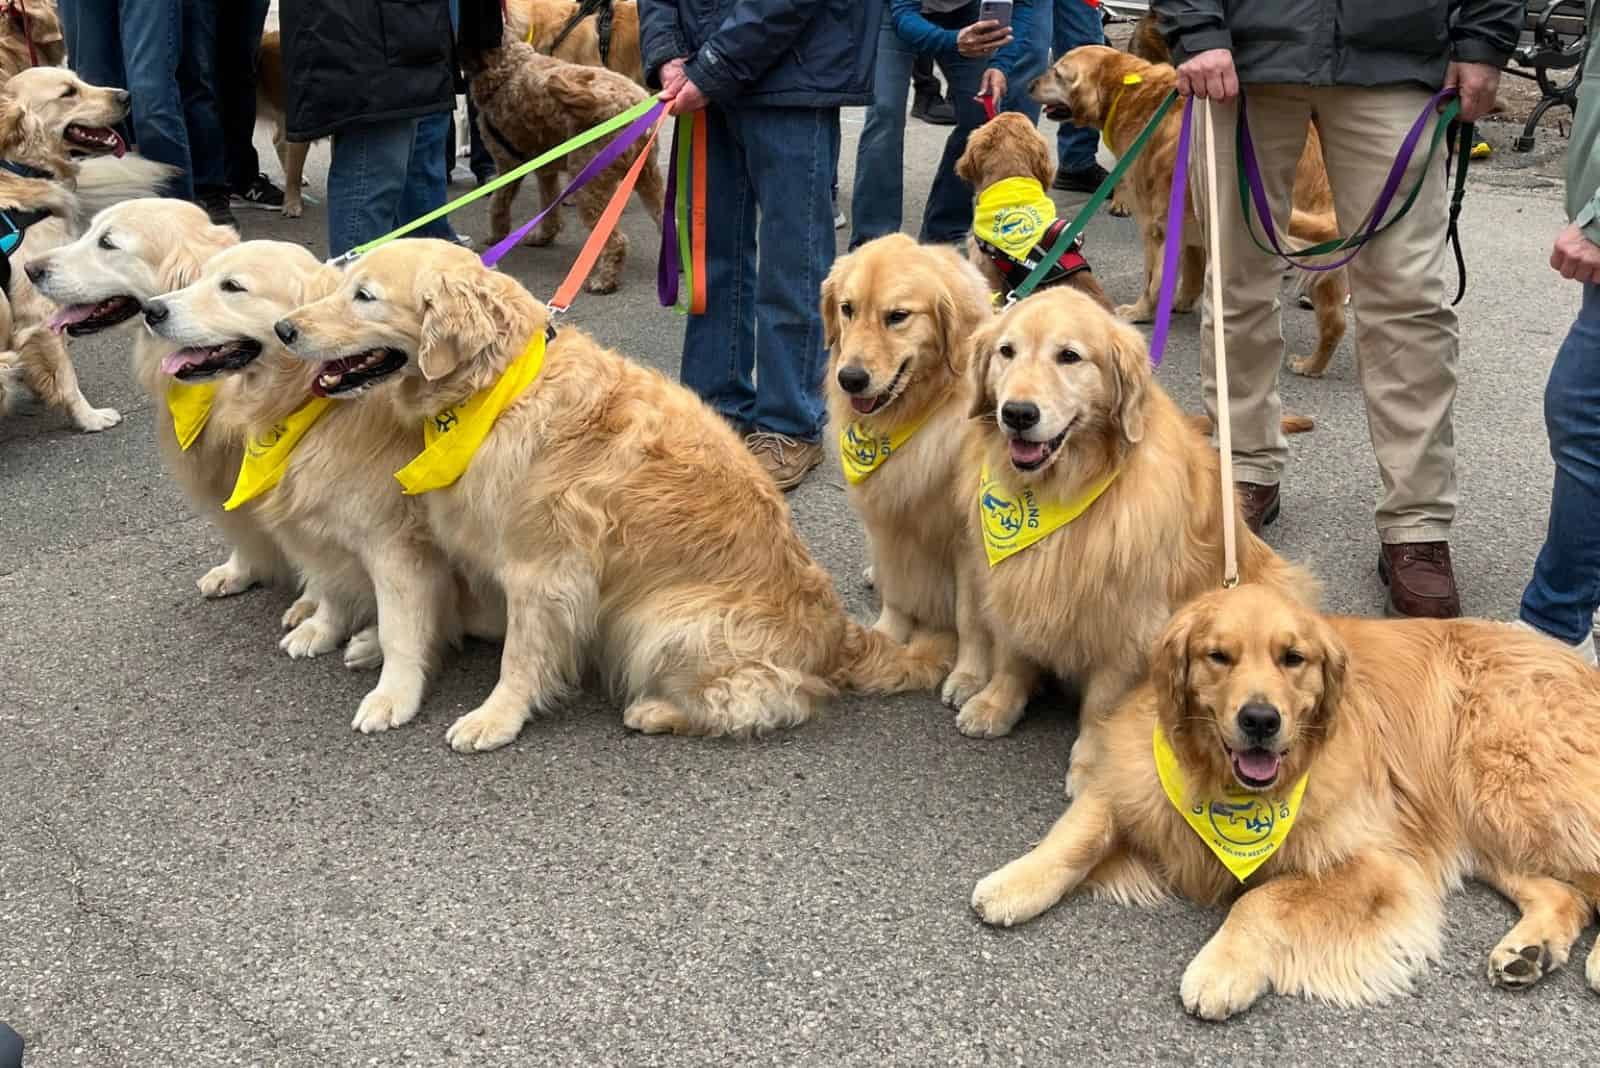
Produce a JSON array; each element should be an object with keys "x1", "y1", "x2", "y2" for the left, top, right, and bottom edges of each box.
[
  {"x1": 547, "y1": 0, "x2": 616, "y2": 67},
  {"x1": 1445, "y1": 120, "x2": 1474, "y2": 307}
]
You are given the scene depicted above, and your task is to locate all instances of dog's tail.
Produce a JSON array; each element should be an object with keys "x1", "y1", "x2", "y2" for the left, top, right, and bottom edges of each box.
[
  {"x1": 67, "y1": 155, "x2": 180, "y2": 226},
  {"x1": 829, "y1": 621, "x2": 954, "y2": 694}
]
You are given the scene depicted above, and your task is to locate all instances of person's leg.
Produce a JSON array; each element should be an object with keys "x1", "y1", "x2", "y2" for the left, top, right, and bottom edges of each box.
[
  {"x1": 1313, "y1": 84, "x2": 1460, "y2": 615},
  {"x1": 61, "y1": 0, "x2": 124, "y2": 89},
  {"x1": 847, "y1": 9, "x2": 915, "y2": 249},
  {"x1": 1002, "y1": 0, "x2": 1049, "y2": 123},
  {"x1": 912, "y1": 55, "x2": 942, "y2": 101},
  {"x1": 178, "y1": 0, "x2": 230, "y2": 221},
  {"x1": 1050, "y1": 0, "x2": 1105, "y2": 177},
  {"x1": 119, "y1": 0, "x2": 193, "y2": 199},
  {"x1": 680, "y1": 105, "x2": 758, "y2": 431},
  {"x1": 466, "y1": 92, "x2": 496, "y2": 184},
  {"x1": 1193, "y1": 88, "x2": 1310, "y2": 524},
  {"x1": 400, "y1": 111, "x2": 462, "y2": 241},
  {"x1": 920, "y1": 49, "x2": 987, "y2": 244},
  {"x1": 326, "y1": 116, "x2": 419, "y2": 258},
  {"x1": 1520, "y1": 286, "x2": 1600, "y2": 647},
  {"x1": 220, "y1": 0, "x2": 283, "y2": 206}
]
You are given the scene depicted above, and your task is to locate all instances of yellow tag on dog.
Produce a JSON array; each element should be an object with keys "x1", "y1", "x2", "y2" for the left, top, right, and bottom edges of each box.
[
  {"x1": 223, "y1": 396, "x2": 333, "y2": 511},
  {"x1": 839, "y1": 415, "x2": 927, "y2": 484},
  {"x1": 394, "y1": 331, "x2": 547, "y2": 495},
  {"x1": 972, "y1": 177, "x2": 1057, "y2": 260},
  {"x1": 167, "y1": 381, "x2": 217, "y2": 451},
  {"x1": 1152, "y1": 724, "x2": 1309, "y2": 884},
  {"x1": 978, "y1": 463, "x2": 1117, "y2": 566}
]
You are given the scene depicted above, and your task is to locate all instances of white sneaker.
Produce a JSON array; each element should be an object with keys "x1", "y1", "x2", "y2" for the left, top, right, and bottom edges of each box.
[{"x1": 1512, "y1": 619, "x2": 1598, "y2": 667}]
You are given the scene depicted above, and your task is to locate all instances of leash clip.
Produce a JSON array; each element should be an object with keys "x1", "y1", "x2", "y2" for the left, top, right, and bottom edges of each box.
[{"x1": 545, "y1": 300, "x2": 569, "y2": 320}]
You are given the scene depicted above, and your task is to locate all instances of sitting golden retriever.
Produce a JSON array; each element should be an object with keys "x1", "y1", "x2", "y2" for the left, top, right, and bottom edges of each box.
[
  {"x1": 822, "y1": 234, "x2": 998, "y2": 706},
  {"x1": 505, "y1": 0, "x2": 644, "y2": 84},
  {"x1": 465, "y1": 40, "x2": 663, "y2": 293},
  {"x1": 272, "y1": 240, "x2": 950, "y2": 751},
  {"x1": 954, "y1": 113, "x2": 1114, "y2": 311},
  {"x1": 1031, "y1": 46, "x2": 1349, "y2": 379},
  {"x1": 973, "y1": 583, "x2": 1600, "y2": 1017},
  {"x1": 954, "y1": 289, "x2": 1312, "y2": 787}
]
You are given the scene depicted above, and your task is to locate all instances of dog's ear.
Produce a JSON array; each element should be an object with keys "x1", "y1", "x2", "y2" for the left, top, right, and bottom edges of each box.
[
  {"x1": 966, "y1": 314, "x2": 1002, "y2": 421},
  {"x1": 1105, "y1": 317, "x2": 1151, "y2": 445},
  {"x1": 819, "y1": 256, "x2": 845, "y2": 352},
  {"x1": 1023, "y1": 125, "x2": 1056, "y2": 189},
  {"x1": 417, "y1": 265, "x2": 505, "y2": 381},
  {"x1": 954, "y1": 125, "x2": 985, "y2": 188},
  {"x1": 937, "y1": 254, "x2": 994, "y2": 377},
  {"x1": 1152, "y1": 597, "x2": 1207, "y2": 734},
  {"x1": 157, "y1": 223, "x2": 237, "y2": 291},
  {"x1": 0, "y1": 95, "x2": 27, "y2": 159},
  {"x1": 1306, "y1": 614, "x2": 1348, "y2": 736}
]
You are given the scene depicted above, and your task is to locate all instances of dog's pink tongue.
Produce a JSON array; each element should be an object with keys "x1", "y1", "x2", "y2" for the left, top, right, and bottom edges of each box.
[
  {"x1": 110, "y1": 129, "x2": 127, "y2": 158},
  {"x1": 1009, "y1": 439, "x2": 1047, "y2": 465},
  {"x1": 47, "y1": 305, "x2": 97, "y2": 334},
  {"x1": 850, "y1": 396, "x2": 877, "y2": 414},
  {"x1": 1236, "y1": 748, "x2": 1281, "y2": 781},
  {"x1": 160, "y1": 348, "x2": 210, "y2": 376}
]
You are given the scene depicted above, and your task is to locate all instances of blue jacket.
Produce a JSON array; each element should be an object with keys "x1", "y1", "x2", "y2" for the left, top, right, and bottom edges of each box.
[
  {"x1": 888, "y1": 0, "x2": 1037, "y2": 77},
  {"x1": 638, "y1": 0, "x2": 886, "y2": 108}
]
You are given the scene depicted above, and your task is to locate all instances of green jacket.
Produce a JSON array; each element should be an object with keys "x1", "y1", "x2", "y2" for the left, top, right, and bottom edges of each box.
[{"x1": 1571, "y1": 7, "x2": 1600, "y2": 241}]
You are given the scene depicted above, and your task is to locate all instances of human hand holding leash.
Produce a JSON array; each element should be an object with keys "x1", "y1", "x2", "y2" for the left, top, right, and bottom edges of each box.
[
  {"x1": 659, "y1": 59, "x2": 708, "y2": 116},
  {"x1": 957, "y1": 19, "x2": 1011, "y2": 58},
  {"x1": 1443, "y1": 61, "x2": 1500, "y2": 123},
  {"x1": 1175, "y1": 48, "x2": 1238, "y2": 103},
  {"x1": 1551, "y1": 222, "x2": 1600, "y2": 284},
  {"x1": 978, "y1": 68, "x2": 1007, "y2": 105}
]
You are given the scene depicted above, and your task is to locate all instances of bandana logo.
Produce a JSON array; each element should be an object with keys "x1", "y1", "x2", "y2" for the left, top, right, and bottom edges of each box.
[
  {"x1": 1206, "y1": 797, "x2": 1287, "y2": 847},
  {"x1": 844, "y1": 423, "x2": 881, "y2": 469},
  {"x1": 993, "y1": 205, "x2": 1043, "y2": 244},
  {"x1": 980, "y1": 484, "x2": 1032, "y2": 546}
]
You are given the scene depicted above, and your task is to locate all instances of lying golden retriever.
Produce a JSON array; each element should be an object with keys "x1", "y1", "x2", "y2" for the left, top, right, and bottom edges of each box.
[
  {"x1": 0, "y1": 0, "x2": 65, "y2": 80},
  {"x1": 955, "y1": 289, "x2": 1313, "y2": 787},
  {"x1": 505, "y1": 0, "x2": 644, "y2": 84},
  {"x1": 465, "y1": 41, "x2": 663, "y2": 293},
  {"x1": 822, "y1": 234, "x2": 998, "y2": 706},
  {"x1": 273, "y1": 239, "x2": 950, "y2": 751},
  {"x1": 0, "y1": 67, "x2": 174, "y2": 433},
  {"x1": 954, "y1": 113, "x2": 1114, "y2": 311},
  {"x1": 974, "y1": 583, "x2": 1600, "y2": 1017},
  {"x1": 1031, "y1": 46, "x2": 1349, "y2": 379},
  {"x1": 142, "y1": 240, "x2": 468, "y2": 731}
]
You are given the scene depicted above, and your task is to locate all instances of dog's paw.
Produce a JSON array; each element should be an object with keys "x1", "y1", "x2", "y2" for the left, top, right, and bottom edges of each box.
[
  {"x1": 74, "y1": 405, "x2": 122, "y2": 432},
  {"x1": 525, "y1": 227, "x2": 556, "y2": 248},
  {"x1": 343, "y1": 626, "x2": 384, "y2": 670},
  {"x1": 445, "y1": 703, "x2": 525, "y2": 753},
  {"x1": 1180, "y1": 936, "x2": 1270, "y2": 1021},
  {"x1": 955, "y1": 691, "x2": 1024, "y2": 739},
  {"x1": 1488, "y1": 940, "x2": 1561, "y2": 989},
  {"x1": 861, "y1": 564, "x2": 875, "y2": 589},
  {"x1": 622, "y1": 697, "x2": 694, "y2": 735},
  {"x1": 939, "y1": 670, "x2": 984, "y2": 710},
  {"x1": 280, "y1": 618, "x2": 341, "y2": 659},
  {"x1": 1172, "y1": 297, "x2": 1198, "y2": 314},
  {"x1": 971, "y1": 860, "x2": 1061, "y2": 928},
  {"x1": 1287, "y1": 355, "x2": 1326, "y2": 378},
  {"x1": 1114, "y1": 303, "x2": 1154, "y2": 325},
  {"x1": 281, "y1": 200, "x2": 303, "y2": 219},
  {"x1": 280, "y1": 595, "x2": 317, "y2": 628},
  {"x1": 1587, "y1": 941, "x2": 1600, "y2": 993},
  {"x1": 351, "y1": 688, "x2": 420, "y2": 734},
  {"x1": 198, "y1": 561, "x2": 258, "y2": 599},
  {"x1": 584, "y1": 275, "x2": 620, "y2": 295}
]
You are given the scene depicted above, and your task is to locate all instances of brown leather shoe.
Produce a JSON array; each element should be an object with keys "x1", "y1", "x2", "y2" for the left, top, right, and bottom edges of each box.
[
  {"x1": 1378, "y1": 541, "x2": 1462, "y2": 619},
  {"x1": 1235, "y1": 481, "x2": 1280, "y2": 535},
  {"x1": 745, "y1": 431, "x2": 823, "y2": 491}
]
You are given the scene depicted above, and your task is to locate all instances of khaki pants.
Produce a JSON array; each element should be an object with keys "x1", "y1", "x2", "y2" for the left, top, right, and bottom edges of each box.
[{"x1": 1192, "y1": 85, "x2": 1459, "y2": 543}]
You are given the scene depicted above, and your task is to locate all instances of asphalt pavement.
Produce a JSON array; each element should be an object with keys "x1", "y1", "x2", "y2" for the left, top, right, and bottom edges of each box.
[{"x1": 0, "y1": 106, "x2": 1592, "y2": 1067}]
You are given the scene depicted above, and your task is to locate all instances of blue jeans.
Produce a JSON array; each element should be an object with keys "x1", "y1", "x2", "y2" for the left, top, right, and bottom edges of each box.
[
  {"x1": 681, "y1": 105, "x2": 839, "y2": 441},
  {"x1": 1003, "y1": 0, "x2": 1104, "y2": 169},
  {"x1": 327, "y1": 117, "x2": 419, "y2": 258},
  {"x1": 401, "y1": 112, "x2": 460, "y2": 240},
  {"x1": 1520, "y1": 284, "x2": 1600, "y2": 645},
  {"x1": 219, "y1": 0, "x2": 271, "y2": 191},
  {"x1": 178, "y1": 0, "x2": 225, "y2": 195},
  {"x1": 60, "y1": 0, "x2": 194, "y2": 199},
  {"x1": 850, "y1": 6, "x2": 985, "y2": 247}
]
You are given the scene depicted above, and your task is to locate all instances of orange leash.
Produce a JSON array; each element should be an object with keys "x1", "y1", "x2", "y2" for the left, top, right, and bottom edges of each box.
[
  {"x1": 688, "y1": 111, "x2": 707, "y2": 315},
  {"x1": 548, "y1": 112, "x2": 668, "y2": 313}
]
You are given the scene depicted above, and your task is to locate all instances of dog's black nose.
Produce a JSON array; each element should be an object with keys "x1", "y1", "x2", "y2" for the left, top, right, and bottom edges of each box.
[
  {"x1": 1000, "y1": 400, "x2": 1040, "y2": 431},
  {"x1": 142, "y1": 300, "x2": 168, "y2": 326},
  {"x1": 23, "y1": 259, "x2": 45, "y2": 284},
  {"x1": 837, "y1": 365, "x2": 871, "y2": 395},
  {"x1": 273, "y1": 319, "x2": 298, "y2": 345},
  {"x1": 114, "y1": 89, "x2": 131, "y2": 107},
  {"x1": 1237, "y1": 702, "x2": 1281, "y2": 742}
]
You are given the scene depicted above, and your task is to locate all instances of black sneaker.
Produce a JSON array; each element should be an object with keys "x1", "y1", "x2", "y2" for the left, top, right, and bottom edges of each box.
[
  {"x1": 911, "y1": 93, "x2": 957, "y2": 126},
  {"x1": 197, "y1": 190, "x2": 238, "y2": 229},
  {"x1": 1053, "y1": 163, "x2": 1110, "y2": 193},
  {"x1": 231, "y1": 172, "x2": 285, "y2": 211}
]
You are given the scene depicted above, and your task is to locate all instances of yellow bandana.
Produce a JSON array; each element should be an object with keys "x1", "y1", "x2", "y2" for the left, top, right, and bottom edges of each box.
[
  {"x1": 978, "y1": 462, "x2": 1118, "y2": 566},
  {"x1": 222, "y1": 397, "x2": 333, "y2": 511},
  {"x1": 166, "y1": 381, "x2": 217, "y2": 452},
  {"x1": 1152, "y1": 724, "x2": 1310, "y2": 884},
  {"x1": 972, "y1": 177, "x2": 1057, "y2": 260},
  {"x1": 394, "y1": 331, "x2": 547, "y2": 496},
  {"x1": 1096, "y1": 73, "x2": 1143, "y2": 173},
  {"x1": 838, "y1": 413, "x2": 928, "y2": 485}
]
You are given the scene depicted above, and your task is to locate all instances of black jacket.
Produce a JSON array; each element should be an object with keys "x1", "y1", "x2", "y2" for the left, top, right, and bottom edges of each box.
[
  {"x1": 280, "y1": 0, "x2": 456, "y2": 141},
  {"x1": 638, "y1": 0, "x2": 885, "y2": 109},
  {"x1": 1153, "y1": 0, "x2": 1522, "y2": 88}
]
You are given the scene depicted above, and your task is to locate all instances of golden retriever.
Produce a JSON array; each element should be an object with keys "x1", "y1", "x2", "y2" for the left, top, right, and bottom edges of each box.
[
  {"x1": 954, "y1": 289, "x2": 1313, "y2": 786},
  {"x1": 505, "y1": 0, "x2": 644, "y2": 84},
  {"x1": 465, "y1": 41, "x2": 663, "y2": 293},
  {"x1": 954, "y1": 113, "x2": 1114, "y2": 311},
  {"x1": 822, "y1": 234, "x2": 998, "y2": 703},
  {"x1": 0, "y1": 0, "x2": 65, "y2": 80},
  {"x1": 272, "y1": 239, "x2": 950, "y2": 752},
  {"x1": 973, "y1": 583, "x2": 1600, "y2": 1017},
  {"x1": 253, "y1": 31, "x2": 316, "y2": 219},
  {"x1": 0, "y1": 67, "x2": 174, "y2": 433},
  {"x1": 1031, "y1": 46, "x2": 1349, "y2": 379},
  {"x1": 141, "y1": 240, "x2": 469, "y2": 731}
]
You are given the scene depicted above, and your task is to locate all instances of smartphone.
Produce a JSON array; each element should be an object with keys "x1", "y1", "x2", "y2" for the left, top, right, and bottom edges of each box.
[{"x1": 978, "y1": 0, "x2": 1013, "y2": 29}]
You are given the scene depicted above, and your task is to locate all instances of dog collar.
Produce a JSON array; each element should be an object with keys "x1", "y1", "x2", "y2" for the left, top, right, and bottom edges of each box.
[
  {"x1": 1152, "y1": 723, "x2": 1309, "y2": 884},
  {"x1": 977, "y1": 462, "x2": 1117, "y2": 566},
  {"x1": 0, "y1": 159, "x2": 52, "y2": 180},
  {"x1": 838, "y1": 411, "x2": 929, "y2": 485}
]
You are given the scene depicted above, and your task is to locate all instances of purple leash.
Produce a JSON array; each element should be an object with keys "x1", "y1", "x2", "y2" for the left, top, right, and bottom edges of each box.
[
  {"x1": 1148, "y1": 96, "x2": 1194, "y2": 369},
  {"x1": 657, "y1": 116, "x2": 681, "y2": 308}
]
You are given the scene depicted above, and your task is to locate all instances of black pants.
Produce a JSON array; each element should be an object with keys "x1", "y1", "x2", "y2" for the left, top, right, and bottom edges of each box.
[
  {"x1": 912, "y1": 55, "x2": 943, "y2": 99},
  {"x1": 0, "y1": 1021, "x2": 22, "y2": 1068},
  {"x1": 219, "y1": 0, "x2": 271, "y2": 192}
]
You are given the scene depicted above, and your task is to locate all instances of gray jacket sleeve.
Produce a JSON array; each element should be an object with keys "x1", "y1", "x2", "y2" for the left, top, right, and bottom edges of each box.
[
  {"x1": 1450, "y1": 0, "x2": 1522, "y2": 67},
  {"x1": 1151, "y1": 0, "x2": 1232, "y2": 65}
]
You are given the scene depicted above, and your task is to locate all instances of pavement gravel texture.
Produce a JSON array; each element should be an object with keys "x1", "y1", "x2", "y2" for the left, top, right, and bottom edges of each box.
[{"x1": 0, "y1": 102, "x2": 1594, "y2": 1067}]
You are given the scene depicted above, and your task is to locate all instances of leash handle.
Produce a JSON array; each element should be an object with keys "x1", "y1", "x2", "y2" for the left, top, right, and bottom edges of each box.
[
  {"x1": 976, "y1": 92, "x2": 998, "y2": 123},
  {"x1": 1201, "y1": 100, "x2": 1239, "y2": 589}
]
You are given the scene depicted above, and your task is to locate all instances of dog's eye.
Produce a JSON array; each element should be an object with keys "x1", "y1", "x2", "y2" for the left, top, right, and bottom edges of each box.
[
  {"x1": 997, "y1": 342, "x2": 1015, "y2": 360},
  {"x1": 1206, "y1": 650, "x2": 1231, "y2": 666},
  {"x1": 885, "y1": 309, "x2": 910, "y2": 327},
  {"x1": 220, "y1": 279, "x2": 246, "y2": 294},
  {"x1": 96, "y1": 233, "x2": 115, "y2": 251},
  {"x1": 1057, "y1": 348, "x2": 1082, "y2": 365},
  {"x1": 353, "y1": 288, "x2": 375, "y2": 303},
  {"x1": 1282, "y1": 649, "x2": 1306, "y2": 668},
  {"x1": 839, "y1": 301, "x2": 854, "y2": 320}
]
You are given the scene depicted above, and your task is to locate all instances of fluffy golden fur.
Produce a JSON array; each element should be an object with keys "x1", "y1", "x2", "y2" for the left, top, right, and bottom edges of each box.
[
  {"x1": 0, "y1": 0, "x2": 65, "y2": 80},
  {"x1": 822, "y1": 235, "x2": 998, "y2": 707},
  {"x1": 973, "y1": 583, "x2": 1600, "y2": 1017},
  {"x1": 0, "y1": 68, "x2": 175, "y2": 433},
  {"x1": 273, "y1": 240, "x2": 951, "y2": 751},
  {"x1": 143, "y1": 240, "x2": 473, "y2": 732},
  {"x1": 467, "y1": 41, "x2": 664, "y2": 294},
  {"x1": 254, "y1": 31, "x2": 316, "y2": 219},
  {"x1": 1127, "y1": 11, "x2": 1170, "y2": 65},
  {"x1": 954, "y1": 113, "x2": 1114, "y2": 311},
  {"x1": 505, "y1": 0, "x2": 644, "y2": 84},
  {"x1": 1031, "y1": 46, "x2": 1348, "y2": 379},
  {"x1": 954, "y1": 289, "x2": 1313, "y2": 787}
]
